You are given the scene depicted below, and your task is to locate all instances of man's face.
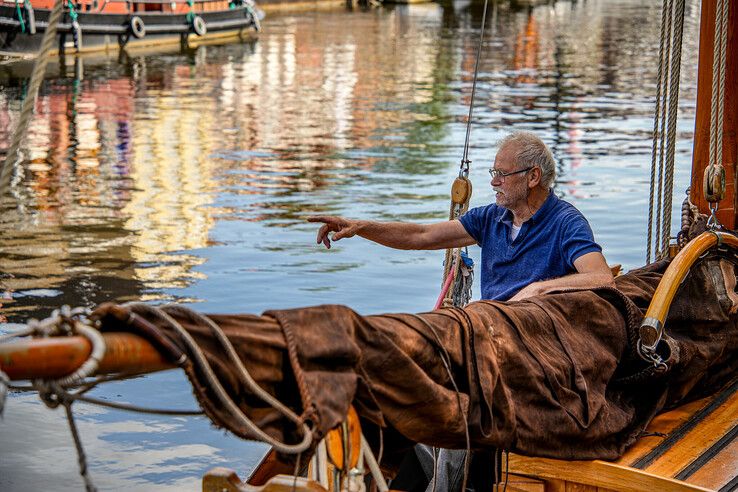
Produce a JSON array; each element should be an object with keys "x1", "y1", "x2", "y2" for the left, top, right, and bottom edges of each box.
[{"x1": 490, "y1": 145, "x2": 530, "y2": 209}]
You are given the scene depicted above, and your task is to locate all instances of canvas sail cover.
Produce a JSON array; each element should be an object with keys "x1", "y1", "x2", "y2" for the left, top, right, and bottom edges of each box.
[{"x1": 92, "y1": 255, "x2": 738, "y2": 465}]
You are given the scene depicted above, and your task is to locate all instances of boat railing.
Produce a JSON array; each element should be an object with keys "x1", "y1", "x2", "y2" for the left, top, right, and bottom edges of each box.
[{"x1": 1, "y1": 0, "x2": 244, "y2": 13}]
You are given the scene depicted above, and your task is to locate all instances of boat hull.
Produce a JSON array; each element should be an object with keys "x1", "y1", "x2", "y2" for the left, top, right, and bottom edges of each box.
[{"x1": 0, "y1": 4, "x2": 259, "y2": 56}]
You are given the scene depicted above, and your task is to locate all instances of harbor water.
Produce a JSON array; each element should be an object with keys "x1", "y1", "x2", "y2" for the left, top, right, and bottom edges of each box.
[{"x1": 0, "y1": 0, "x2": 701, "y2": 489}]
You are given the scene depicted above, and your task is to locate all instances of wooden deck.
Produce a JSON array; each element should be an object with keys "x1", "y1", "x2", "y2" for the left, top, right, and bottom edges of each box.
[{"x1": 506, "y1": 378, "x2": 738, "y2": 492}]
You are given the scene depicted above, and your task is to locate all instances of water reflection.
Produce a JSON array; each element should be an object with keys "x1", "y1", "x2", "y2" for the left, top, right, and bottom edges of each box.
[{"x1": 0, "y1": 0, "x2": 701, "y2": 489}]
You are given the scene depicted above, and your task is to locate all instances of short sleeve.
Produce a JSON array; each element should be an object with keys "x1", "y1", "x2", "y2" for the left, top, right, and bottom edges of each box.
[
  {"x1": 560, "y1": 213, "x2": 602, "y2": 269},
  {"x1": 459, "y1": 205, "x2": 491, "y2": 246}
]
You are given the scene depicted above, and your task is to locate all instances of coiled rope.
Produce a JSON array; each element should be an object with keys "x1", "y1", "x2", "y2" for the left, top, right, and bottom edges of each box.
[{"x1": 646, "y1": 0, "x2": 686, "y2": 263}]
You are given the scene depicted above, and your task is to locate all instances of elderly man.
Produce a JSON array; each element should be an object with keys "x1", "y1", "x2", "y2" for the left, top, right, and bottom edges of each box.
[
  {"x1": 309, "y1": 132, "x2": 613, "y2": 491},
  {"x1": 309, "y1": 131, "x2": 613, "y2": 302}
]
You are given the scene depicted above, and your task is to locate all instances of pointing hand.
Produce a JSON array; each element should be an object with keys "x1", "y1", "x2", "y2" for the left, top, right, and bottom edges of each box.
[{"x1": 307, "y1": 216, "x2": 360, "y2": 249}]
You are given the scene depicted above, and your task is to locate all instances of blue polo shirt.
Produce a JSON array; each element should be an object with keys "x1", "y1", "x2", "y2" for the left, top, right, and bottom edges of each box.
[{"x1": 459, "y1": 191, "x2": 602, "y2": 301}]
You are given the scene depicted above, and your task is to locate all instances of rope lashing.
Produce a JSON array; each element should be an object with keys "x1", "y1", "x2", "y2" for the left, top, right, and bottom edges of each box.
[
  {"x1": 0, "y1": 0, "x2": 66, "y2": 199},
  {"x1": 646, "y1": 0, "x2": 686, "y2": 263},
  {"x1": 703, "y1": 0, "x2": 730, "y2": 230},
  {"x1": 14, "y1": 306, "x2": 106, "y2": 492},
  {"x1": 439, "y1": 177, "x2": 473, "y2": 308}
]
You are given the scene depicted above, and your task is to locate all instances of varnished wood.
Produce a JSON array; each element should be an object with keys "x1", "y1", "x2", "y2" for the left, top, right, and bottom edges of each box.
[
  {"x1": 507, "y1": 455, "x2": 711, "y2": 492},
  {"x1": 325, "y1": 405, "x2": 361, "y2": 471},
  {"x1": 682, "y1": 433, "x2": 738, "y2": 490},
  {"x1": 641, "y1": 232, "x2": 738, "y2": 330},
  {"x1": 641, "y1": 384, "x2": 738, "y2": 478},
  {"x1": 690, "y1": 0, "x2": 738, "y2": 228},
  {"x1": 618, "y1": 397, "x2": 709, "y2": 466},
  {"x1": 203, "y1": 468, "x2": 327, "y2": 492},
  {"x1": 498, "y1": 473, "x2": 546, "y2": 492},
  {"x1": 247, "y1": 450, "x2": 295, "y2": 486},
  {"x1": 0, "y1": 332, "x2": 171, "y2": 380}
]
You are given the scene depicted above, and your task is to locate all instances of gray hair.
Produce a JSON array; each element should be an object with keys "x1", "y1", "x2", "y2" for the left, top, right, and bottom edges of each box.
[{"x1": 497, "y1": 131, "x2": 556, "y2": 188}]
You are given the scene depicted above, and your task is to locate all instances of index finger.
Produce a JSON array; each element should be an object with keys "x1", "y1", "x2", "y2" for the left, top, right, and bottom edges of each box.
[{"x1": 306, "y1": 216, "x2": 332, "y2": 223}]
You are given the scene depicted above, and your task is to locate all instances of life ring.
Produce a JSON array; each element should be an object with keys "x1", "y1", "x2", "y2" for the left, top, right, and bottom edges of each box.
[
  {"x1": 191, "y1": 15, "x2": 206, "y2": 36},
  {"x1": 129, "y1": 15, "x2": 145, "y2": 39}
]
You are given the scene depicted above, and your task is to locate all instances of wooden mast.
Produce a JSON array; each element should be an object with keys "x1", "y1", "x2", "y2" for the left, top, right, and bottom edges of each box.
[{"x1": 689, "y1": 0, "x2": 737, "y2": 228}]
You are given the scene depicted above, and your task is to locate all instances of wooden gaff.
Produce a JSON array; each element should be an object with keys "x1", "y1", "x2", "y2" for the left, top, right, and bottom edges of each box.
[{"x1": 639, "y1": 231, "x2": 738, "y2": 349}]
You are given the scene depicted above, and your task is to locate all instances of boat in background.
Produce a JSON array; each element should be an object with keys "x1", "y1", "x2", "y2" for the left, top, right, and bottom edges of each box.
[{"x1": 0, "y1": 0, "x2": 262, "y2": 57}]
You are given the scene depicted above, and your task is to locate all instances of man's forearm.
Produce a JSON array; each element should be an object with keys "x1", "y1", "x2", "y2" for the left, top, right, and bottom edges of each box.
[
  {"x1": 511, "y1": 271, "x2": 614, "y2": 301},
  {"x1": 355, "y1": 220, "x2": 431, "y2": 250},
  {"x1": 535, "y1": 272, "x2": 614, "y2": 292}
]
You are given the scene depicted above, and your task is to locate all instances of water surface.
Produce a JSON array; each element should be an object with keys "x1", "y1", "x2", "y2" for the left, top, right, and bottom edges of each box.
[{"x1": 0, "y1": 0, "x2": 701, "y2": 489}]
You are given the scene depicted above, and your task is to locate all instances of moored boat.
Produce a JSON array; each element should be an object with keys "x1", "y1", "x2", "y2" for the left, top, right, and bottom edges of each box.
[{"x1": 0, "y1": 0, "x2": 262, "y2": 57}]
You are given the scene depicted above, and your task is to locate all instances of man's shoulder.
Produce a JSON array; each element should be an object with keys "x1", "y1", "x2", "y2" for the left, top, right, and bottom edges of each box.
[
  {"x1": 548, "y1": 196, "x2": 589, "y2": 223},
  {"x1": 468, "y1": 202, "x2": 504, "y2": 219}
]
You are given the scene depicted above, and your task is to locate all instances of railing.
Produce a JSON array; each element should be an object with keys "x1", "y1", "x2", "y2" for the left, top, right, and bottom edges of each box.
[{"x1": 1, "y1": 0, "x2": 247, "y2": 15}]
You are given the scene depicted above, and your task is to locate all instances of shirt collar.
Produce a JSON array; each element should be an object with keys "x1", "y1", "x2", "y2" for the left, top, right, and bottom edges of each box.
[{"x1": 497, "y1": 190, "x2": 557, "y2": 226}]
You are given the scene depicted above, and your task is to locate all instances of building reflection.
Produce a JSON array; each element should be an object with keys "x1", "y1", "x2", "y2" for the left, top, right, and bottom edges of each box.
[{"x1": 0, "y1": 3, "x2": 453, "y2": 319}]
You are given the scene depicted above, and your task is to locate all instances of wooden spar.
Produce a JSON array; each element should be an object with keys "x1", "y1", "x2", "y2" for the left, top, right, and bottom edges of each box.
[
  {"x1": 690, "y1": 0, "x2": 738, "y2": 228},
  {"x1": 0, "y1": 332, "x2": 172, "y2": 380}
]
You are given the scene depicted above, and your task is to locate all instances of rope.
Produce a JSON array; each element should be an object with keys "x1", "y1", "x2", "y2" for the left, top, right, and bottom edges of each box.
[
  {"x1": 124, "y1": 303, "x2": 313, "y2": 454},
  {"x1": 438, "y1": 0, "x2": 491, "y2": 308},
  {"x1": 0, "y1": 0, "x2": 66, "y2": 198},
  {"x1": 646, "y1": 0, "x2": 685, "y2": 262},
  {"x1": 361, "y1": 435, "x2": 389, "y2": 492},
  {"x1": 654, "y1": 0, "x2": 673, "y2": 260},
  {"x1": 660, "y1": 0, "x2": 685, "y2": 255},
  {"x1": 716, "y1": 0, "x2": 728, "y2": 171},
  {"x1": 459, "y1": 0, "x2": 490, "y2": 178},
  {"x1": 709, "y1": 0, "x2": 728, "y2": 178},
  {"x1": 64, "y1": 399, "x2": 97, "y2": 492}
]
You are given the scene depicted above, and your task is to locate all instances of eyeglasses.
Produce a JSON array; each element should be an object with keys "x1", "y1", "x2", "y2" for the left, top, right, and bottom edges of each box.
[{"x1": 488, "y1": 166, "x2": 533, "y2": 181}]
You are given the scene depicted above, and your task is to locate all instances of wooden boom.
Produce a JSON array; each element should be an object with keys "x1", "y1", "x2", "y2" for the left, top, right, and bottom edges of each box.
[{"x1": 0, "y1": 332, "x2": 171, "y2": 380}]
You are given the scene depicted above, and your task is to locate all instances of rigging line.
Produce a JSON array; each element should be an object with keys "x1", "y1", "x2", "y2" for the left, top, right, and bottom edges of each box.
[
  {"x1": 0, "y1": 0, "x2": 66, "y2": 199},
  {"x1": 660, "y1": 0, "x2": 685, "y2": 256},
  {"x1": 715, "y1": 0, "x2": 728, "y2": 172},
  {"x1": 708, "y1": 0, "x2": 724, "y2": 173},
  {"x1": 647, "y1": 0, "x2": 671, "y2": 263},
  {"x1": 459, "y1": 0, "x2": 491, "y2": 177},
  {"x1": 655, "y1": 0, "x2": 674, "y2": 260}
]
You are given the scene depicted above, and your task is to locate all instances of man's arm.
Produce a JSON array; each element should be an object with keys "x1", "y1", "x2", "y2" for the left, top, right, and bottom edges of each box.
[
  {"x1": 509, "y1": 251, "x2": 614, "y2": 301},
  {"x1": 307, "y1": 216, "x2": 476, "y2": 250}
]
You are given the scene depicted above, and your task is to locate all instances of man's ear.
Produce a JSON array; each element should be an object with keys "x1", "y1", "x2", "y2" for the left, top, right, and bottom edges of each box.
[{"x1": 528, "y1": 166, "x2": 542, "y2": 188}]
